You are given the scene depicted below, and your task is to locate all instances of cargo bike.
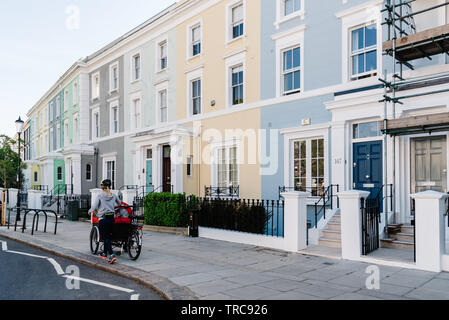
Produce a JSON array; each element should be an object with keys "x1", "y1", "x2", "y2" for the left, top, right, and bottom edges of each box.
[{"x1": 89, "y1": 203, "x2": 143, "y2": 261}]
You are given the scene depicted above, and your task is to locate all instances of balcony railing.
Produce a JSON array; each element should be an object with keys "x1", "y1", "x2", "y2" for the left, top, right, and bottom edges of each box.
[{"x1": 205, "y1": 186, "x2": 240, "y2": 199}]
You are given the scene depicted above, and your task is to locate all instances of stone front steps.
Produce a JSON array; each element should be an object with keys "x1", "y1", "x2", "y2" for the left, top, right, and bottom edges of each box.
[
  {"x1": 318, "y1": 213, "x2": 341, "y2": 248},
  {"x1": 380, "y1": 224, "x2": 414, "y2": 251}
]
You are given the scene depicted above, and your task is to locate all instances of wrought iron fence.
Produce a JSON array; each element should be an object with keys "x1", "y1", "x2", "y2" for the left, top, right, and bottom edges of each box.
[
  {"x1": 279, "y1": 185, "x2": 340, "y2": 228},
  {"x1": 361, "y1": 197, "x2": 381, "y2": 255},
  {"x1": 205, "y1": 186, "x2": 239, "y2": 199},
  {"x1": 190, "y1": 197, "x2": 284, "y2": 238}
]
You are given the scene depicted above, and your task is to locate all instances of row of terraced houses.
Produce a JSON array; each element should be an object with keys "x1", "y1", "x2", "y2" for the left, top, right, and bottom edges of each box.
[{"x1": 21, "y1": 0, "x2": 449, "y2": 243}]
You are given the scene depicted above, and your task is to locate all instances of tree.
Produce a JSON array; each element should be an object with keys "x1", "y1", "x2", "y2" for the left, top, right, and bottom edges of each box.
[{"x1": 0, "y1": 135, "x2": 26, "y2": 189}]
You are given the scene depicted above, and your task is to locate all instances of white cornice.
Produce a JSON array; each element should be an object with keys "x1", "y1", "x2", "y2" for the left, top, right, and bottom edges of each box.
[{"x1": 335, "y1": 0, "x2": 383, "y2": 19}]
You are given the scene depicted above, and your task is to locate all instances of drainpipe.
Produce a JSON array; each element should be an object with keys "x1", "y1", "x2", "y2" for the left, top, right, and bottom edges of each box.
[
  {"x1": 94, "y1": 147, "x2": 99, "y2": 188},
  {"x1": 383, "y1": 71, "x2": 389, "y2": 239}
]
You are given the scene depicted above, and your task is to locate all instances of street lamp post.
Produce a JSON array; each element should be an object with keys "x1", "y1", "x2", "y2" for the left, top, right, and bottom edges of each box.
[{"x1": 15, "y1": 116, "x2": 24, "y2": 223}]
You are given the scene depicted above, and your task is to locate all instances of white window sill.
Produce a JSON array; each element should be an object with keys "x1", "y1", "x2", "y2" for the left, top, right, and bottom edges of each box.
[
  {"x1": 226, "y1": 34, "x2": 246, "y2": 46},
  {"x1": 282, "y1": 89, "x2": 301, "y2": 97},
  {"x1": 130, "y1": 79, "x2": 141, "y2": 85},
  {"x1": 109, "y1": 89, "x2": 119, "y2": 95},
  {"x1": 187, "y1": 54, "x2": 202, "y2": 63},
  {"x1": 274, "y1": 10, "x2": 305, "y2": 29},
  {"x1": 156, "y1": 67, "x2": 168, "y2": 74}
]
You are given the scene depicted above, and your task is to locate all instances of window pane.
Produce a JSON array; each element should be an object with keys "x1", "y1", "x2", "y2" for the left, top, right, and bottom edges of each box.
[
  {"x1": 293, "y1": 71, "x2": 300, "y2": 90},
  {"x1": 353, "y1": 122, "x2": 380, "y2": 139},
  {"x1": 233, "y1": 24, "x2": 243, "y2": 38},
  {"x1": 366, "y1": 50, "x2": 377, "y2": 72},
  {"x1": 365, "y1": 24, "x2": 377, "y2": 47},
  {"x1": 300, "y1": 141, "x2": 306, "y2": 158},
  {"x1": 352, "y1": 28, "x2": 364, "y2": 52},
  {"x1": 232, "y1": 5, "x2": 243, "y2": 23},
  {"x1": 284, "y1": 73, "x2": 293, "y2": 92},
  {"x1": 318, "y1": 139, "x2": 324, "y2": 157},
  {"x1": 285, "y1": 0, "x2": 293, "y2": 15},
  {"x1": 284, "y1": 50, "x2": 292, "y2": 71},
  {"x1": 192, "y1": 26, "x2": 200, "y2": 42},
  {"x1": 352, "y1": 54, "x2": 364, "y2": 75},
  {"x1": 293, "y1": 47, "x2": 300, "y2": 68}
]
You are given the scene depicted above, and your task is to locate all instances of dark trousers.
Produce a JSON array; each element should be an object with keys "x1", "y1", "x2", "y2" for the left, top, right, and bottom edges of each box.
[{"x1": 99, "y1": 216, "x2": 114, "y2": 256}]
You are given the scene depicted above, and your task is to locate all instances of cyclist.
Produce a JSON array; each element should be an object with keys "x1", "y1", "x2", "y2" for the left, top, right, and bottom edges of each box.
[{"x1": 89, "y1": 179, "x2": 121, "y2": 264}]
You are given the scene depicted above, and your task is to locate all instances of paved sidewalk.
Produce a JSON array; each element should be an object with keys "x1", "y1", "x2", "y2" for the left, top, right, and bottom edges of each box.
[{"x1": 1, "y1": 218, "x2": 449, "y2": 300}]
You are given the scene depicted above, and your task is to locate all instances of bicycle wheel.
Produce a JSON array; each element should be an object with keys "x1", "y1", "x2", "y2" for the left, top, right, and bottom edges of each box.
[
  {"x1": 90, "y1": 227, "x2": 100, "y2": 255},
  {"x1": 127, "y1": 230, "x2": 142, "y2": 261}
]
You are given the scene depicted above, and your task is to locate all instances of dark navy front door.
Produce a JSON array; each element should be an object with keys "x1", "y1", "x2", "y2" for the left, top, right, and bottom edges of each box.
[{"x1": 353, "y1": 141, "x2": 383, "y2": 201}]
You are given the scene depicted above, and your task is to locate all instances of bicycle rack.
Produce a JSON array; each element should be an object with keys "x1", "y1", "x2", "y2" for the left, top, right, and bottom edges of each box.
[{"x1": 8, "y1": 208, "x2": 58, "y2": 235}]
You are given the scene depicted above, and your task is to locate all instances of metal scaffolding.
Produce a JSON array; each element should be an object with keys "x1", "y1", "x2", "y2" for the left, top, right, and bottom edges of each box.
[{"x1": 379, "y1": 0, "x2": 449, "y2": 236}]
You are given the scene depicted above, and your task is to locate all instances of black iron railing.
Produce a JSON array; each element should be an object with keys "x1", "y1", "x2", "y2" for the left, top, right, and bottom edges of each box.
[
  {"x1": 205, "y1": 186, "x2": 239, "y2": 199},
  {"x1": 279, "y1": 185, "x2": 339, "y2": 228},
  {"x1": 313, "y1": 185, "x2": 340, "y2": 228},
  {"x1": 279, "y1": 186, "x2": 326, "y2": 199},
  {"x1": 361, "y1": 197, "x2": 381, "y2": 255},
  {"x1": 191, "y1": 197, "x2": 284, "y2": 238}
]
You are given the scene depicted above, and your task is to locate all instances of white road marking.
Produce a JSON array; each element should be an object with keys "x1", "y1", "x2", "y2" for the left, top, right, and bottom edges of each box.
[
  {"x1": 2, "y1": 239, "x2": 139, "y2": 297},
  {"x1": 63, "y1": 275, "x2": 135, "y2": 294},
  {"x1": 1, "y1": 241, "x2": 7, "y2": 251},
  {"x1": 6, "y1": 250, "x2": 48, "y2": 259},
  {"x1": 47, "y1": 258, "x2": 65, "y2": 275}
]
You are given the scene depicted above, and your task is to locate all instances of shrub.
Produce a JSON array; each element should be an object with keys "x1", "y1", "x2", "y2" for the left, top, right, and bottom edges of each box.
[{"x1": 143, "y1": 193, "x2": 198, "y2": 228}]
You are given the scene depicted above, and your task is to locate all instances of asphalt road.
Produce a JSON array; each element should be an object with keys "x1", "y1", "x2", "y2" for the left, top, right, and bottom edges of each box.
[{"x1": 0, "y1": 236, "x2": 164, "y2": 300}]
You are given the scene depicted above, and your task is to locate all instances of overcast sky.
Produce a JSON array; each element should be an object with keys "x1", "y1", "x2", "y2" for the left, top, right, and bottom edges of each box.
[{"x1": 0, "y1": 0, "x2": 176, "y2": 137}]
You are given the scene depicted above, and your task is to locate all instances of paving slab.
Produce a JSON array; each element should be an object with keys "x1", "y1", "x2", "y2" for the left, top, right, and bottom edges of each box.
[{"x1": 2, "y1": 218, "x2": 449, "y2": 301}]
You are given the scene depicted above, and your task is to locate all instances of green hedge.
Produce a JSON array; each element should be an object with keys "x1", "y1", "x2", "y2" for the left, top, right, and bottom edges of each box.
[{"x1": 143, "y1": 193, "x2": 198, "y2": 228}]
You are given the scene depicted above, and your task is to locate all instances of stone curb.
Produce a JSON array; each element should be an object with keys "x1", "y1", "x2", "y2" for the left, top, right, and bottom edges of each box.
[{"x1": 0, "y1": 228, "x2": 198, "y2": 301}]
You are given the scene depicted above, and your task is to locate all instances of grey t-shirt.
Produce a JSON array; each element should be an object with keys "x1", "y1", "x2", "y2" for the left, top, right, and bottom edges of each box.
[{"x1": 90, "y1": 192, "x2": 121, "y2": 220}]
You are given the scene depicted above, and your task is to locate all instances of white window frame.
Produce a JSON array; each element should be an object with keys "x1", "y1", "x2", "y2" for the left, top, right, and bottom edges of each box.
[
  {"x1": 156, "y1": 38, "x2": 168, "y2": 72},
  {"x1": 131, "y1": 52, "x2": 142, "y2": 82},
  {"x1": 64, "y1": 120, "x2": 69, "y2": 146},
  {"x1": 102, "y1": 155, "x2": 117, "y2": 190},
  {"x1": 73, "y1": 81, "x2": 78, "y2": 105},
  {"x1": 109, "y1": 62, "x2": 119, "y2": 93},
  {"x1": 109, "y1": 100, "x2": 119, "y2": 135},
  {"x1": 91, "y1": 107, "x2": 100, "y2": 140},
  {"x1": 91, "y1": 72, "x2": 100, "y2": 100},
  {"x1": 281, "y1": 124, "x2": 330, "y2": 200},
  {"x1": 226, "y1": 0, "x2": 246, "y2": 44},
  {"x1": 210, "y1": 139, "x2": 241, "y2": 196},
  {"x1": 73, "y1": 113, "x2": 79, "y2": 144},
  {"x1": 186, "y1": 156, "x2": 193, "y2": 178},
  {"x1": 186, "y1": 20, "x2": 202, "y2": 60},
  {"x1": 130, "y1": 93, "x2": 142, "y2": 130},
  {"x1": 186, "y1": 67, "x2": 203, "y2": 118},
  {"x1": 56, "y1": 124, "x2": 61, "y2": 150},
  {"x1": 349, "y1": 23, "x2": 378, "y2": 81},
  {"x1": 273, "y1": 25, "x2": 305, "y2": 98},
  {"x1": 49, "y1": 128, "x2": 54, "y2": 151},
  {"x1": 225, "y1": 51, "x2": 246, "y2": 107},
  {"x1": 159, "y1": 89, "x2": 168, "y2": 124},
  {"x1": 336, "y1": 1, "x2": 382, "y2": 84},
  {"x1": 281, "y1": 46, "x2": 302, "y2": 96},
  {"x1": 86, "y1": 163, "x2": 92, "y2": 181},
  {"x1": 57, "y1": 166, "x2": 63, "y2": 182},
  {"x1": 56, "y1": 96, "x2": 61, "y2": 119},
  {"x1": 64, "y1": 90, "x2": 69, "y2": 112},
  {"x1": 274, "y1": 0, "x2": 305, "y2": 29}
]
